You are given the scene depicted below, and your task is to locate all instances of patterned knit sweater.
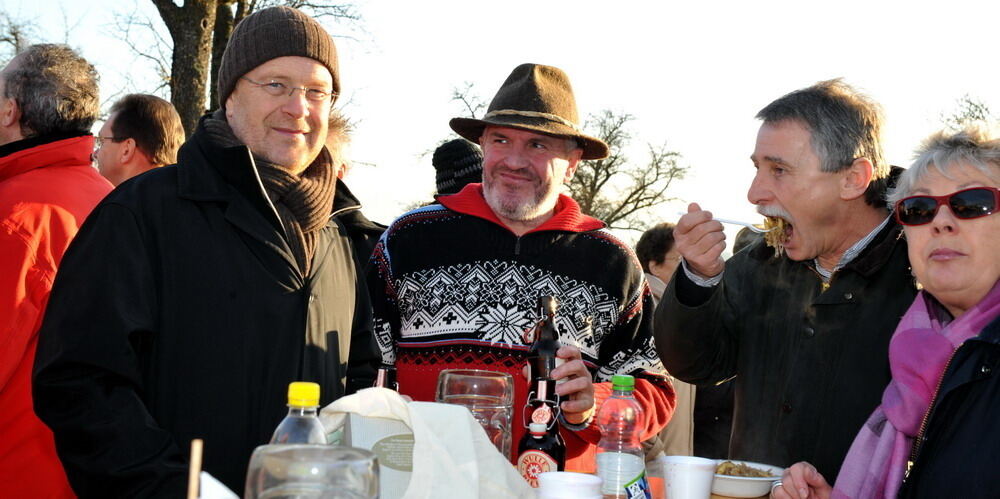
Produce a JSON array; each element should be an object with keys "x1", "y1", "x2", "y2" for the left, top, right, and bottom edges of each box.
[{"x1": 367, "y1": 184, "x2": 676, "y2": 472}]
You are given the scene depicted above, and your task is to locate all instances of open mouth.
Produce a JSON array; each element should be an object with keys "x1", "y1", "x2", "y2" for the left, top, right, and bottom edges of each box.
[{"x1": 763, "y1": 217, "x2": 793, "y2": 256}]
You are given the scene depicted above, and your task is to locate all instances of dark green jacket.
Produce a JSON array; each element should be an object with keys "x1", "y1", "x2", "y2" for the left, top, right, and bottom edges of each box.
[
  {"x1": 33, "y1": 117, "x2": 379, "y2": 497},
  {"x1": 654, "y1": 221, "x2": 916, "y2": 480}
]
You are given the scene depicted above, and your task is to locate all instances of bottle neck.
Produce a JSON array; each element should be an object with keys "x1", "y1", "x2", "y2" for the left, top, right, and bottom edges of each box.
[
  {"x1": 287, "y1": 405, "x2": 319, "y2": 417},
  {"x1": 611, "y1": 388, "x2": 633, "y2": 397}
]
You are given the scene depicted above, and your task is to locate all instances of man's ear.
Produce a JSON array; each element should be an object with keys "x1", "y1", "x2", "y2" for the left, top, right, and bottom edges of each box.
[
  {"x1": 841, "y1": 157, "x2": 873, "y2": 201},
  {"x1": 119, "y1": 138, "x2": 137, "y2": 165},
  {"x1": 225, "y1": 93, "x2": 236, "y2": 121},
  {"x1": 562, "y1": 148, "x2": 583, "y2": 183},
  {"x1": 0, "y1": 96, "x2": 20, "y2": 129}
]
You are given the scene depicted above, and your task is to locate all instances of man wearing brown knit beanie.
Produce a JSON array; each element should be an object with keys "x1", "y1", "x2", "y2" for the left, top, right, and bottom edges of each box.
[{"x1": 33, "y1": 7, "x2": 379, "y2": 497}]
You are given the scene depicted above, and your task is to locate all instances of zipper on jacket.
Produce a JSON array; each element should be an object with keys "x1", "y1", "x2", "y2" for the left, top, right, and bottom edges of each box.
[
  {"x1": 903, "y1": 347, "x2": 958, "y2": 483},
  {"x1": 514, "y1": 236, "x2": 522, "y2": 255},
  {"x1": 330, "y1": 203, "x2": 361, "y2": 220},
  {"x1": 243, "y1": 149, "x2": 287, "y2": 238}
]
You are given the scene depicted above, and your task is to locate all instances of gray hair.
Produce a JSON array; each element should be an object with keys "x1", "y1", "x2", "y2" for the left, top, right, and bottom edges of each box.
[
  {"x1": 887, "y1": 126, "x2": 1000, "y2": 207},
  {"x1": 756, "y1": 79, "x2": 888, "y2": 207},
  {"x1": 326, "y1": 108, "x2": 353, "y2": 165},
  {"x1": 2, "y1": 44, "x2": 99, "y2": 137}
]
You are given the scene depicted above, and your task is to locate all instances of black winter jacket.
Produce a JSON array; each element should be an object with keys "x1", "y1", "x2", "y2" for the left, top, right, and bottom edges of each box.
[
  {"x1": 333, "y1": 180, "x2": 386, "y2": 270},
  {"x1": 32, "y1": 118, "x2": 379, "y2": 497},
  {"x1": 898, "y1": 314, "x2": 1000, "y2": 498},
  {"x1": 654, "y1": 221, "x2": 917, "y2": 480}
]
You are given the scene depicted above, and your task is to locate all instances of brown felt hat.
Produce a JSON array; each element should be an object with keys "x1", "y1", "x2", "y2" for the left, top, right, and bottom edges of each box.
[
  {"x1": 449, "y1": 63, "x2": 608, "y2": 160},
  {"x1": 217, "y1": 6, "x2": 339, "y2": 108}
]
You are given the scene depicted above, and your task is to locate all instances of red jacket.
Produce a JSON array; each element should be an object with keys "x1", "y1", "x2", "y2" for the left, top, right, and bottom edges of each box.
[{"x1": 0, "y1": 135, "x2": 111, "y2": 497}]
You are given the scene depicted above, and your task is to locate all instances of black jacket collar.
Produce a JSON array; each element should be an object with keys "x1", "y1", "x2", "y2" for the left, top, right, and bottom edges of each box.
[
  {"x1": 175, "y1": 114, "x2": 284, "y2": 234},
  {"x1": 0, "y1": 131, "x2": 88, "y2": 157}
]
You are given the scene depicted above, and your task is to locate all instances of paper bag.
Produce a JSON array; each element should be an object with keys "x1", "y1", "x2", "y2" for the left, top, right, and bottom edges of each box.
[{"x1": 320, "y1": 388, "x2": 533, "y2": 499}]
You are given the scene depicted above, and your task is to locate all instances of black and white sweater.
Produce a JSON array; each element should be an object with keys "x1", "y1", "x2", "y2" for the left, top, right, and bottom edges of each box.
[{"x1": 367, "y1": 184, "x2": 675, "y2": 471}]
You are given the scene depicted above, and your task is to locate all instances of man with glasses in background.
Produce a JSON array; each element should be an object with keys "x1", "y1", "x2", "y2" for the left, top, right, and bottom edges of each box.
[
  {"x1": 655, "y1": 80, "x2": 917, "y2": 481},
  {"x1": 33, "y1": 7, "x2": 378, "y2": 496},
  {"x1": 93, "y1": 94, "x2": 184, "y2": 186}
]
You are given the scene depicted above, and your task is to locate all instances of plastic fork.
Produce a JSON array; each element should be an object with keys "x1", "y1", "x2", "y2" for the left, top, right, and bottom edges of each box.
[
  {"x1": 676, "y1": 212, "x2": 775, "y2": 233},
  {"x1": 713, "y1": 217, "x2": 775, "y2": 233}
]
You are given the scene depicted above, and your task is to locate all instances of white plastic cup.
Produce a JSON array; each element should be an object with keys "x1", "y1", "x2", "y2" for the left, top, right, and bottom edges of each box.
[
  {"x1": 536, "y1": 472, "x2": 602, "y2": 498},
  {"x1": 657, "y1": 455, "x2": 715, "y2": 499}
]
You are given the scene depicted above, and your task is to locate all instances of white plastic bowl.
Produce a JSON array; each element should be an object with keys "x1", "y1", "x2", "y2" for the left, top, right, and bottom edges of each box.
[{"x1": 711, "y1": 459, "x2": 782, "y2": 498}]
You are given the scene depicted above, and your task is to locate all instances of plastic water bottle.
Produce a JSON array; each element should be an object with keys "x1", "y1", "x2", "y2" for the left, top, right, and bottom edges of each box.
[
  {"x1": 596, "y1": 374, "x2": 650, "y2": 499},
  {"x1": 269, "y1": 381, "x2": 327, "y2": 444}
]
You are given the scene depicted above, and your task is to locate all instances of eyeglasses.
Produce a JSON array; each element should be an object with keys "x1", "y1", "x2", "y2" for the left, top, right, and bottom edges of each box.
[
  {"x1": 94, "y1": 136, "x2": 123, "y2": 149},
  {"x1": 240, "y1": 77, "x2": 334, "y2": 102},
  {"x1": 893, "y1": 187, "x2": 1000, "y2": 226}
]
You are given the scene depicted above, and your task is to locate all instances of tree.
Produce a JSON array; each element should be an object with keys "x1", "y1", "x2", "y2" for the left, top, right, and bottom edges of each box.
[
  {"x1": 568, "y1": 110, "x2": 688, "y2": 231},
  {"x1": 152, "y1": 0, "x2": 217, "y2": 136},
  {"x1": 941, "y1": 94, "x2": 995, "y2": 131},
  {"x1": 0, "y1": 12, "x2": 37, "y2": 66},
  {"x1": 451, "y1": 81, "x2": 487, "y2": 119}
]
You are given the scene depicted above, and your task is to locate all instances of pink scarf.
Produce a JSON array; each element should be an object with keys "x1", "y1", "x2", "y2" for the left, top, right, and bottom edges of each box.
[{"x1": 832, "y1": 282, "x2": 1000, "y2": 499}]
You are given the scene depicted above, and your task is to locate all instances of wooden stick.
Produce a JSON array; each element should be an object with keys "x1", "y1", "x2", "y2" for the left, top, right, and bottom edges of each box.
[{"x1": 187, "y1": 438, "x2": 203, "y2": 499}]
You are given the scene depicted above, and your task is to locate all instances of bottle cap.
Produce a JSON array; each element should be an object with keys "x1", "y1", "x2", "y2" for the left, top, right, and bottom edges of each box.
[
  {"x1": 529, "y1": 422, "x2": 548, "y2": 435},
  {"x1": 611, "y1": 374, "x2": 635, "y2": 391},
  {"x1": 287, "y1": 381, "x2": 320, "y2": 407}
]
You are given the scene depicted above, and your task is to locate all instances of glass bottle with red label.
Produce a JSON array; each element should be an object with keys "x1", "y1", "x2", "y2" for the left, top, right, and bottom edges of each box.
[{"x1": 517, "y1": 422, "x2": 565, "y2": 487}]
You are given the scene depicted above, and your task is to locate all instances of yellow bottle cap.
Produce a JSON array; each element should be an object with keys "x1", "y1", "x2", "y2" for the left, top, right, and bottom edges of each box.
[{"x1": 287, "y1": 381, "x2": 320, "y2": 407}]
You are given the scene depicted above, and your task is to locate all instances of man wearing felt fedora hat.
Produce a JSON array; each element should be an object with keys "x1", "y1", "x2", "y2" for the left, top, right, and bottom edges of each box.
[{"x1": 368, "y1": 63, "x2": 676, "y2": 477}]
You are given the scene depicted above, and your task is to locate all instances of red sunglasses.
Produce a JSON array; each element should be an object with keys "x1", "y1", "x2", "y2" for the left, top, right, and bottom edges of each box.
[{"x1": 894, "y1": 186, "x2": 1000, "y2": 226}]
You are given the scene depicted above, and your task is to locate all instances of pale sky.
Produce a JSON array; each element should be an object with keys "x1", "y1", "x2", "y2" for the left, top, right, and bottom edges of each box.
[{"x1": 6, "y1": 0, "x2": 1000, "y2": 246}]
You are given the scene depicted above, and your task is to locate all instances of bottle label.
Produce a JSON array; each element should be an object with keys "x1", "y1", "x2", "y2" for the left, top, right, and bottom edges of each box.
[
  {"x1": 530, "y1": 405, "x2": 552, "y2": 424},
  {"x1": 596, "y1": 452, "x2": 650, "y2": 499},
  {"x1": 517, "y1": 450, "x2": 557, "y2": 488},
  {"x1": 372, "y1": 434, "x2": 415, "y2": 471}
]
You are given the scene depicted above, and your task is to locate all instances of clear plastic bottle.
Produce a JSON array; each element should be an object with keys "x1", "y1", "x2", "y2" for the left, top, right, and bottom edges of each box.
[
  {"x1": 596, "y1": 374, "x2": 650, "y2": 499},
  {"x1": 269, "y1": 381, "x2": 327, "y2": 444}
]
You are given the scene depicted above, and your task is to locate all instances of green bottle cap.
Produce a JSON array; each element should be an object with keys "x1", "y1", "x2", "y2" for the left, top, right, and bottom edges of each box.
[{"x1": 611, "y1": 374, "x2": 635, "y2": 391}]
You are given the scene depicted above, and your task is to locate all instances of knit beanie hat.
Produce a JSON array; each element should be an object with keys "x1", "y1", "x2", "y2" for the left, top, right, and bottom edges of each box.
[
  {"x1": 433, "y1": 138, "x2": 484, "y2": 195},
  {"x1": 217, "y1": 6, "x2": 339, "y2": 109}
]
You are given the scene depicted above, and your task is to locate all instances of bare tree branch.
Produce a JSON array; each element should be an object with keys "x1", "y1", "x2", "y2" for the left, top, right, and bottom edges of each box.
[
  {"x1": 112, "y1": 8, "x2": 172, "y2": 89},
  {"x1": 570, "y1": 111, "x2": 689, "y2": 232},
  {"x1": 451, "y1": 82, "x2": 486, "y2": 119},
  {"x1": 941, "y1": 94, "x2": 995, "y2": 131},
  {"x1": 0, "y1": 11, "x2": 38, "y2": 65}
]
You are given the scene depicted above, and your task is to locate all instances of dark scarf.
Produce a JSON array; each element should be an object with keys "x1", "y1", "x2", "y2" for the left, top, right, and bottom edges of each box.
[{"x1": 204, "y1": 113, "x2": 335, "y2": 276}]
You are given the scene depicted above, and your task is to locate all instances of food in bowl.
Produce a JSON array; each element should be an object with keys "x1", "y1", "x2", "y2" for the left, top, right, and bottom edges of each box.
[
  {"x1": 716, "y1": 460, "x2": 773, "y2": 478},
  {"x1": 712, "y1": 459, "x2": 783, "y2": 498}
]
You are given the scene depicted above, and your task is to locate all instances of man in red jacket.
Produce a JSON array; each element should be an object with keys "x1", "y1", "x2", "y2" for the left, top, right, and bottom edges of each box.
[{"x1": 0, "y1": 44, "x2": 112, "y2": 497}]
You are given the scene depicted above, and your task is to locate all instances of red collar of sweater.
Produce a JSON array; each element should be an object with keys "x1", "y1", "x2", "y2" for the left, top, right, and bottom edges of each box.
[
  {"x1": 0, "y1": 135, "x2": 95, "y2": 182},
  {"x1": 437, "y1": 183, "x2": 605, "y2": 234}
]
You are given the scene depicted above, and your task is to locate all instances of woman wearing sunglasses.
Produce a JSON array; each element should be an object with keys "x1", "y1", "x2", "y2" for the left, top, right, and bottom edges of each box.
[{"x1": 772, "y1": 126, "x2": 1000, "y2": 499}]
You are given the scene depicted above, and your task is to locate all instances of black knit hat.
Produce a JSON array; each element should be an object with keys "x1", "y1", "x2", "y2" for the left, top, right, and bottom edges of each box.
[
  {"x1": 433, "y1": 139, "x2": 483, "y2": 195},
  {"x1": 217, "y1": 6, "x2": 339, "y2": 108}
]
